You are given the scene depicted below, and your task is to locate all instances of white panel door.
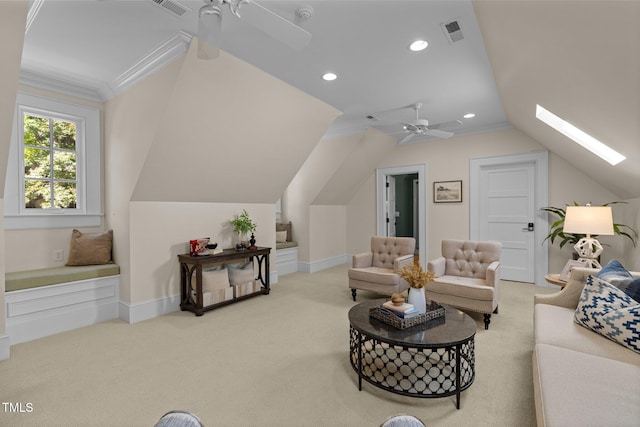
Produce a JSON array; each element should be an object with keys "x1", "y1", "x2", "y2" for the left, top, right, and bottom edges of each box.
[
  {"x1": 479, "y1": 162, "x2": 535, "y2": 282},
  {"x1": 386, "y1": 176, "x2": 396, "y2": 237}
]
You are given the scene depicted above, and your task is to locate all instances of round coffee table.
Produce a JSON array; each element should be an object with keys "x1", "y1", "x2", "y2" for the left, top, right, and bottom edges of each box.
[{"x1": 348, "y1": 299, "x2": 476, "y2": 409}]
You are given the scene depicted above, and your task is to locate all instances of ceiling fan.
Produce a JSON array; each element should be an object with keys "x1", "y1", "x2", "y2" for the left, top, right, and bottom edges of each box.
[
  {"x1": 394, "y1": 103, "x2": 462, "y2": 144},
  {"x1": 197, "y1": 0, "x2": 313, "y2": 59}
]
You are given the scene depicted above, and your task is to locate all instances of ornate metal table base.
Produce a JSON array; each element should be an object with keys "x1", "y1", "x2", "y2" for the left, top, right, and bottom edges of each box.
[
  {"x1": 348, "y1": 300, "x2": 476, "y2": 409},
  {"x1": 349, "y1": 327, "x2": 474, "y2": 409}
]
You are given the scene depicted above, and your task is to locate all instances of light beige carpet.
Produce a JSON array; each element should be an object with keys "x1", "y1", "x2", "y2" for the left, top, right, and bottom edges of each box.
[{"x1": 0, "y1": 264, "x2": 555, "y2": 426}]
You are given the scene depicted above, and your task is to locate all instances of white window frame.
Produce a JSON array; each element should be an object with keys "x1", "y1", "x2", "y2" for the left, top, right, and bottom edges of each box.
[{"x1": 5, "y1": 92, "x2": 102, "y2": 229}]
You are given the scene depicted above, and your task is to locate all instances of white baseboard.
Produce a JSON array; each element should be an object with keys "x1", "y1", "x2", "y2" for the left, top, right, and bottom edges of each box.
[
  {"x1": 298, "y1": 254, "x2": 349, "y2": 274},
  {"x1": 0, "y1": 333, "x2": 9, "y2": 361},
  {"x1": 5, "y1": 276, "x2": 120, "y2": 345},
  {"x1": 270, "y1": 271, "x2": 279, "y2": 285},
  {"x1": 119, "y1": 294, "x2": 181, "y2": 324}
]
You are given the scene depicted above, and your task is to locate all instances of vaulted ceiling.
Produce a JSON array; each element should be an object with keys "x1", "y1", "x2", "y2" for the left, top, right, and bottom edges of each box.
[{"x1": 19, "y1": 0, "x2": 640, "y2": 199}]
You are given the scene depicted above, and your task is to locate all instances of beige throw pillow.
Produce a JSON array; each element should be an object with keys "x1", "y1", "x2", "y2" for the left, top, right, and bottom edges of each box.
[
  {"x1": 201, "y1": 268, "x2": 230, "y2": 292},
  {"x1": 66, "y1": 229, "x2": 113, "y2": 266},
  {"x1": 276, "y1": 231, "x2": 288, "y2": 243}
]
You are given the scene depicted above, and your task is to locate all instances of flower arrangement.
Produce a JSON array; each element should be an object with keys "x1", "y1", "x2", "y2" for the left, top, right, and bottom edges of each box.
[{"x1": 399, "y1": 262, "x2": 435, "y2": 289}]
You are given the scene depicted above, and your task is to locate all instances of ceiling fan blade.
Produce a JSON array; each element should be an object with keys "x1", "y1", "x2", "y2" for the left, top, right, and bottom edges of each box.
[
  {"x1": 398, "y1": 133, "x2": 416, "y2": 144},
  {"x1": 198, "y1": 3, "x2": 222, "y2": 59},
  {"x1": 425, "y1": 128, "x2": 454, "y2": 139},
  {"x1": 237, "y1": 0, "x2": 312, "y2": 50},
  {"x1": 429, "y1": 120, "x2": 463, "y2": 131}
]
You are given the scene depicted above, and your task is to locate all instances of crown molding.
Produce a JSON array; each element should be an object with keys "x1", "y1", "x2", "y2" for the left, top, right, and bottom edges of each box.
[
  {"x1": 110, "y1": 31, "x2": 192, "y2": 96},
  {"x1": 19, "y1": 68, "x2": 108, "y2": 103},
  {"x1": 19, "y1": 31, "x2": 192, "y2": 103}
]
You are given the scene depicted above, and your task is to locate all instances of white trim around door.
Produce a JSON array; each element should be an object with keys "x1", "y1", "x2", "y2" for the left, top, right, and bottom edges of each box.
[
  {"x1": 470, "y1": 151, "x2": 549, "y2": 285},
  {"x1": 376, "y1": 164, "x2": 427, "y2": 267}
]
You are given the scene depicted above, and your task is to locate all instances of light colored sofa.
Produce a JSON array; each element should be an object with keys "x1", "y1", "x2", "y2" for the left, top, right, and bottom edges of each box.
[
  {"x1": 533, "y1": 267, "x2": 640, "y2": 427},
  {"x1": 348, "y1": 236, "x2": 415, "y2": 301},
  {"x1": 426, "y1": 239, "x2": 501, "y2": 329}
]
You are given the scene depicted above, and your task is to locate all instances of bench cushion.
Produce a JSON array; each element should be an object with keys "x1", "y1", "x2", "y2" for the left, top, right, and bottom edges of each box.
[
  {"x1": 276, "y1": 241, "x2": 298, "y2": 250},
  {"x1": 6, "y1": 265, "x2": 121, "y2": 292}
]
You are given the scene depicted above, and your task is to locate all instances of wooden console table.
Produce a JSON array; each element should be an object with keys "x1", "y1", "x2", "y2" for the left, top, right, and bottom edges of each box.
[{"x1": 178, "y1": 247, "x2": 271, "y2": 316}]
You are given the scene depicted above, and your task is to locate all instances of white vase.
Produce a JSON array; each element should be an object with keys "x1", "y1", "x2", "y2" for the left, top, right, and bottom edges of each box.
[{"x1": 407, "y1": 287, "x2": 427, "y2": 314}]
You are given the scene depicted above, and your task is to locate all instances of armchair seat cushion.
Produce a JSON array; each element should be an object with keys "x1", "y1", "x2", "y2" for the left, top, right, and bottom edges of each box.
[
  {"x1": 348, "y1": 236, "x2": 416, "y2": 300},
  {"x1": 349, "y1": 267, "x2": 399, "y2": 286},
  {"x1": 428, "y1": 276, "x2": 493, "y2": 301}
]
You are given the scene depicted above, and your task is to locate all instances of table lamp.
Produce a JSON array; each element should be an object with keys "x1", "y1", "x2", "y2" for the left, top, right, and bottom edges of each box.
[{"x1": 562, "y1": 204, "x2": 614, "y2": 268}]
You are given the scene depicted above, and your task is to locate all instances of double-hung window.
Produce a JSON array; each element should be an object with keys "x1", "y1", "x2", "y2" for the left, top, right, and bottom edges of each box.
[{"x1": 5, "y1": 92, "x2": 101, "y2": 229}]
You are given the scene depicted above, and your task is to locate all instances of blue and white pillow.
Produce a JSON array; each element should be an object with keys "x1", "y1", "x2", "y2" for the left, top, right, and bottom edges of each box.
[
  {"x1": 596, "y1": 259, "x2": 633, "y2": 285},
  {"x1": 575, "y1": 275, "x2": 640, "y2": 354}
]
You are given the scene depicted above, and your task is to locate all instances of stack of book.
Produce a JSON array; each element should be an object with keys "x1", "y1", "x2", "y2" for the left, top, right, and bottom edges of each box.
[{"x1": 381, "y1": 300, "x2": 419, "y2": 319}]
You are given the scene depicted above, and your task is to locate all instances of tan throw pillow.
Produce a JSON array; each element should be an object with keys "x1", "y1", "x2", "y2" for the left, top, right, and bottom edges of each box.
[
  {"x1": 276, "y1": 230, "x2": 288, "y2": 243},
  {"x1": 201, "y1": 268, "x2": 230, "y2": 292},
  {"x1": 66, "y1": 229, "x2": 113, "y2": 266}
]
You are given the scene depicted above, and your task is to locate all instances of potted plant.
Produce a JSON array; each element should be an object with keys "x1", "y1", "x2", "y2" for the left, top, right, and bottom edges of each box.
[
  {"x1": 399, "y1": 262, "x2": 436, "y2": 314},
  {"x1": 541, "y1": 201, "x2": 638, "y2": 250},
  {"x1": 230, "y1": 210, "x2": 257, "y2": 250}
]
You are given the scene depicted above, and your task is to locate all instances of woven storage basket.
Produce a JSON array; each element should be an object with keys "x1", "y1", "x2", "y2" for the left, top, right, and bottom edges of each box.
[{"x1": 369, "y1": 301, "x2": 445, "y2": 329}]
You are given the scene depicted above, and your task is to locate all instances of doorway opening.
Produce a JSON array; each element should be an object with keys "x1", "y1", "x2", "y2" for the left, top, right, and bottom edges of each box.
[{"x1": 376, "y1": 165, "x2": 427, "y2": 267}]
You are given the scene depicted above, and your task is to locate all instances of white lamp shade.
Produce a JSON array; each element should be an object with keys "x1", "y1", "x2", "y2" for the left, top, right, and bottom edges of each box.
[{"x1": 563, "y1": 206, "x2": 614, "y2": 235}]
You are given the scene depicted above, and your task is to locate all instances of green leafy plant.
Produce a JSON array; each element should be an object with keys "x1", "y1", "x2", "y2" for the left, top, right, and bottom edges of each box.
[
  {"x1": 541, "y1": 201, "x2": 638, "y2": 249},
  {"x1": 230, "y1": 210, "x2": 257, "y2": 235}
]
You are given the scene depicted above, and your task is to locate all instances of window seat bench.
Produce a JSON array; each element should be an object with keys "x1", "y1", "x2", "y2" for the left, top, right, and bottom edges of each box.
[
  {"x1": 276, "y1": 222, "x2": 298, "y2": 277},
  {"x1": 5, "y1": 265, "x2": 120, "y2": 345}
]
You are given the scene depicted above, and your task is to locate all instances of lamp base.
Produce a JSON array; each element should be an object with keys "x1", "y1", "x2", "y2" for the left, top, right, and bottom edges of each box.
[{"x1": 573, "y1": 237, "x2": 604, "y2": 269}]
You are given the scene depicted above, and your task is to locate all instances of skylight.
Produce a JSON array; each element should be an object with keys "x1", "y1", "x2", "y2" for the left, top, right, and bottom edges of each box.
[{"x1": 535, "y1": 104, "x2": 626, "y2": 166}]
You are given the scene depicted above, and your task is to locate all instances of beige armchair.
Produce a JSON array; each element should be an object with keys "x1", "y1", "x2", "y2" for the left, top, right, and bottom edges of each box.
[
  {"x1": 348, "y1": 236, "x2": 416, "y2": 301},
  {"x1": 426, "y1": 239, "x2": 501, "y2": 329}
]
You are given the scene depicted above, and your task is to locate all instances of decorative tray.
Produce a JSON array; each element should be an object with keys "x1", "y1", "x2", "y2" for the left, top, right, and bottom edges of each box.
[{"x1": 369, "y1": 300, "x2": 445, "y2": 329}]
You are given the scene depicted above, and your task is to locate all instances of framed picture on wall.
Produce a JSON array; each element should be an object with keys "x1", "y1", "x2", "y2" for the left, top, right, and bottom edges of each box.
[{"x1": 434, "y1": 180, "x2": 462, "y2": 203}]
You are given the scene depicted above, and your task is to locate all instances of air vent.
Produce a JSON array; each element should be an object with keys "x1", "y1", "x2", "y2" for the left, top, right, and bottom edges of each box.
[
  {"x1": 151, "y1": 0, "x2": 189, "y2": 17},
  {"x1": 441, "y1": 19, "x2": 464, "y2": 44}
]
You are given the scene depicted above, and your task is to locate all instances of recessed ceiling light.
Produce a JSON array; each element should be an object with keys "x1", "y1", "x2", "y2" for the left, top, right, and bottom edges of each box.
[
  {"x1": 322, "y1": 72, "x2": 337, "y2": 81},
  {"x1": 409, "y1": 40, "x2": 428, "y2": 52},
  {"x1": 463, "y1": 113, "x2": 475, "y2": 119},
  {"x1": 536, "y1": 104, "x2": 626, "y2": 166}
]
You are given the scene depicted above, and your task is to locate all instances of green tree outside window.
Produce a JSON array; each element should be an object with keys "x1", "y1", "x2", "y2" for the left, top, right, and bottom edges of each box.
[{"x1": 23, "y1": 114, "x2": 77, "y2": 209}]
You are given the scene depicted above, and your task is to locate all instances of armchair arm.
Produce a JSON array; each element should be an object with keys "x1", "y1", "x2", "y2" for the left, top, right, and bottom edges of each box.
[
  {"x1": 427, "y1": 257, "x2": 446, "y2": 277},
  {"x1": 534, "y1": 267, "x2": 600, "y2": 309},
  {"x1": 393, "y1": 254, "x2": 414, "y2": 272},
  {"x1": 485, "y1": 261, "x2": 501, "y2": 287},
  {"x1": 352, "y1": 252, "x2": 373, "y2": 268}
]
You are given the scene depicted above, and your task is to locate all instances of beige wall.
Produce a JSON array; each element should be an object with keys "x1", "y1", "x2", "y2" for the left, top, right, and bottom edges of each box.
[
  {"x1": 283, "y1": 128, "x2": 395, "y2": 265},
  {"x1": 346, "y1": 127, "x2": 623, "y2": 276},
  {"x1": 309, "y1": 205, "x2": 347, "y2": 263},
  {"x1": 105, "y1": 42, "x2": 338, "y2": 307},
  {"x1": 129, "y1": 202, "x2": 274, "y2": 304},
  {"x1": 0, "y1": 1, "x2": 28, "y2": 343}
]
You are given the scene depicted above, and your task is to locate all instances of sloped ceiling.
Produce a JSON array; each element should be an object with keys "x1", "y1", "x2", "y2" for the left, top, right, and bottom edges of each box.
[
  {"x1": 474, "y1": 0, "x2": 640, "y2": 199},
  {"x1": 131, "y1": 42, "x2": 339, "y2": 203},
  {"x1": 0, "y1": 2, "x2": 28, "y2": 193}
]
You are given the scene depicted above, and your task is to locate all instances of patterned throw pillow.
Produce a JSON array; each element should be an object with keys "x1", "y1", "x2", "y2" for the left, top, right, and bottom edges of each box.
[{"x1": 575, "y1": 275, "x2": 640, "y2": 354}]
